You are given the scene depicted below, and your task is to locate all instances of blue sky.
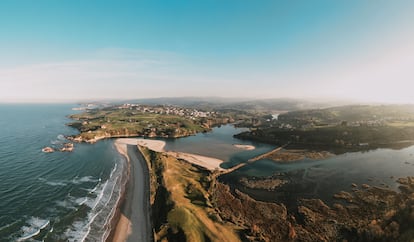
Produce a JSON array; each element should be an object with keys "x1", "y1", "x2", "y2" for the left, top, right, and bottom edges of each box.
[{"x1": 0, "y1": 1, "x2": 413, "y2": 102}]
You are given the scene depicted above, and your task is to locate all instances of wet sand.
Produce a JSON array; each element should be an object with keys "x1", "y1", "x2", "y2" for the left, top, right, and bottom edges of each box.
[{"x1": 112, "y1": 141, "x2": 152, "y2": 242}]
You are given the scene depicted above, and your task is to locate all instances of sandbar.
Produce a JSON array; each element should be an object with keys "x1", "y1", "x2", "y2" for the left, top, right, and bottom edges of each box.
[
  {"x1": 116, "y1": 138, "x2": 165, "y2": 152},
  {"x1": 167, "y1": 151, "x2": 225, "y2": 171},
  {"x1": 233, "y1": 144, "x2": 256, "y2": 150},
  {"x1": 117, "y1": 138, "x2": 224, "y2": 171}
]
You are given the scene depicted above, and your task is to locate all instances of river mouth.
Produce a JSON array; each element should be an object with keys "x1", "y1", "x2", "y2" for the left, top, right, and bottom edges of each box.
[
  {"x1": 162, "y1": 125, "x2": 414, "y2": 209},
  {"x1": 219, "y1": 146, "x2": 414, "y2": 211}
]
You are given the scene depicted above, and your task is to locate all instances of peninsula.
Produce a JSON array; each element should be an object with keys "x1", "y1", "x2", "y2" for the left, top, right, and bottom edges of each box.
[{"x1": 66, "y1": 103, "x2": 253, "y2": 143}]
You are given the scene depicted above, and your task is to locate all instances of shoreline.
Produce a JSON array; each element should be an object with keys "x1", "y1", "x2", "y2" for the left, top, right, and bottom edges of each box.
[
  {"x1": 109, "y1": 138, "x2": 230, "y2": 241},
  {"x1": 110, "y1": 139, "x2": 155, "y2": 242},
  {"x1": 116, "y1": 138, "x2": 225, "y2": 171},
  {"x1": 109, "y1": 141, "x2": 132, "y2": 242},
  {"x1": 166, "y1": 151, "x2": 225, "y2": 171}
]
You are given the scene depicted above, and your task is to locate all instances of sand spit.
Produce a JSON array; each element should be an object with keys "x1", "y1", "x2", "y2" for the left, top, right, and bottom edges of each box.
[
  {"x1": 116, "y1": 138, "x2": 165, "y2": 152},
  {"x1": 166, "y1": 151, "x2": 225, "y2": 171},
  {"x1": 117, "y1": 138, "x2": 224, "y2": 171},
  {"x1": 233, "y1": 144, "x2": 255, "y2": 150}
]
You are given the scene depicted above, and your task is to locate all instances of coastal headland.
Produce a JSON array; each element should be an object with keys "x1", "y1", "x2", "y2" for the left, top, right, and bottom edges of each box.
[{"x1": 65, "y1": 104, "x2": 254, "y2": 143}]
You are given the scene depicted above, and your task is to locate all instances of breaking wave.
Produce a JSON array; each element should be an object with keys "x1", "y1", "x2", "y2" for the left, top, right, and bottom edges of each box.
[
  {"x1": 16, "y1": 217, "x2": 50, "y2": 241},
  {"x1": 64, "y1": 159, "x2": 127, "y2": 241}
]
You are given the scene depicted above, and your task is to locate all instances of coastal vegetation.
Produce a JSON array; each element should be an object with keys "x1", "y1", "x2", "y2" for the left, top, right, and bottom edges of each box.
[
  {"x1": 66, "y1": 97, "x2": 337, "y2": 143},
  {"x1": 67, "y1": 103, "x2": 262, "y2": 143},
  {"x1": 71, "y1": 103, "x2": 414, "y2": 241},
  {"x1": 138, "y1": 145, "x2": 414, "y2": 242},
  {"x1": 236, "y1": 105, "x2": 414, "y2": 154},
  {"x1": 139, "y1": 147, "x2": 240, "y2": 242}
]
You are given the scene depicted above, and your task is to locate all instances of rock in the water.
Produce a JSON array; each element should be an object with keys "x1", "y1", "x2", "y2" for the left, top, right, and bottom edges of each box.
[
  {"x1": 60, "y1": 143, "x2": 74, "y2": 152},
  {"x1": 42, "y1": 147, "x2": 55, "y2": 153}
]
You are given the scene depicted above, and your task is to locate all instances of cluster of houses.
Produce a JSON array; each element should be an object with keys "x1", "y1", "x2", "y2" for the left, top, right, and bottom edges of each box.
[{"x1": 118, "y1": 103, "x2": 215, "y2": 119}]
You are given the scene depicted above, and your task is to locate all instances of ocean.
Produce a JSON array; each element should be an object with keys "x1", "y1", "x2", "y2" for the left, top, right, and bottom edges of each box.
[
  {"x1": 1, "y1": 104, "x2": 414, "y2": 241},
  {"x1": 0, "y1": 104, "x2": 126, "y2": 241}
]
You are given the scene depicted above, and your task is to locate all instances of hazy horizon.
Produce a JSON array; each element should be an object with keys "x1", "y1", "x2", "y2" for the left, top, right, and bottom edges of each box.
[
  {"x1": 0, "y1": 96, "x2": 409, "y2": 107},
  {"x1": 1, "y1": 1, "x2": 413, "y2": 103}
]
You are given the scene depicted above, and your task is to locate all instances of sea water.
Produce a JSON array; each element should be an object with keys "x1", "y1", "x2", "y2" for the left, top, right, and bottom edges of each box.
[
  {"x1": 0, "y1": 104, "x2": 126, "y2": 241},
  {"x1": 2, "y1": 105, "x2": 413, "y2": 240}
]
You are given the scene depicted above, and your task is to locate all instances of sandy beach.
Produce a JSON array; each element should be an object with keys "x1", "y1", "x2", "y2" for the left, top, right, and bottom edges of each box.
[
  {"x1": 112, "y1": 140, "x2": 152, "y2": 242},
  {"x1": 117, "y1": 138, "x2": 225, "y2": 171},
  {"x1": 233, "y1": 144, "x2": 256, "y2": 150},
  {"x1": 166, "y1": 151, "x2": 225, "y2": 171},
  {"x1": 111, "y1": 141, "x2": 132, "y2": 242},
  {"x1": 116, "y1": 138, "x2": 165, "y2": 152}
]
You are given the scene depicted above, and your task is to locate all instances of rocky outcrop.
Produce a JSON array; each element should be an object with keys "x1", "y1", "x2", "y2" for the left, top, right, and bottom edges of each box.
[
  {"x1": 42, "y1": 147, "x2": 55, "y2": 153},
  {"x1": 239, "y1": 177, "x2": 287, "y2": 191},
  {"x1": 296, "y1": 178, "x2": 414, "y2": 241},
  {"x1": 42, "y1": 143, "x2": 74, "y2": 153},
  {"x1": 60, "y1": 143, "x2": 74, "y2": 152},
  {"x1": 66, "y1": 127, "x2": 200, "y2": 143},
  {"x1": 214, "y1": 177, "x2": 414, "y2": 241}
]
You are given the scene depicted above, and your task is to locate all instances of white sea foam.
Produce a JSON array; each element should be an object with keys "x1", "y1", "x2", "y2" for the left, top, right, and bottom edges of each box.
[
  {"x1": 64, "y1": 159, "x2": 126, "y2": 242},
  {"x1": 50, "y1": 135, "x2": 66, "y2": 145},
  {"x1": 57, "y1": 134, "x2": 66, "y2": 141},
  {"x1": 51, "y1": 140, "x2": 62, "y2": 145},
  {"x1": 88, "y1": 180, "x2": 107, "y2": 210},
  {"x1": 41, "y1": 175, "x2": 98, "y2": 187},
  {"x1": 89, "y1": 183, "x2": 100, "y2": 194},
  {"x1": 65, "y1": 160, "x2": 123, "y2": 241},
  {"x1": 16, "y1": 217, "x2": 50, "y2": 241},
  {"x1": 56, "y1": 180, "x2": 101, "y2": 210},
  {"x1": 46, "y1": 181, "x2": 67, "y2": 187},
  {"x1": 71, "y1": 176, "x2": 99, "y2": 185},
  {"x1": 75, "y1": 197, "x2": 88, "y2": 206},
  {"x1": 81, "y1": 182, "x2": 100, "y2": 193},
  {"x1": 56, "y1": 199, "x2": 76, "y2": 210}
]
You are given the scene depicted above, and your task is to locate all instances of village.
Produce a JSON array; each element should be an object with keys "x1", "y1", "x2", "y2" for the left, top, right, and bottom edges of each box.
[{"x1": 118, "y1": 103, "x2": 215, "y2": 119}]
